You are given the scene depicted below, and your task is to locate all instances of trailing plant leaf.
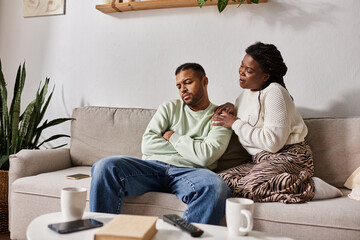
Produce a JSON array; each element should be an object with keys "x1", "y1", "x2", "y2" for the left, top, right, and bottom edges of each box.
[
  {"x1": 237, "y1": 0, "x2": 246, "y2": 8},
  {"x1": 218, "y1": 0, "x2": 229, "y2": 12},
  {"x1": 197, "y1": 0, "x2": 207, "y2": 8},
  {"x1": 197, "y1": 0, "x2": 259, "y2": 13},
  {"x1": 0, "y1": 59, "x2": 71, "y2": 170}
]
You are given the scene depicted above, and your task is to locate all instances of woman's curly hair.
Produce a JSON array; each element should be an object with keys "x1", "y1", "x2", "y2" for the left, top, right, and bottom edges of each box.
[{"x1": 246, "y1": 42, "x2": 288, "y2": 90}]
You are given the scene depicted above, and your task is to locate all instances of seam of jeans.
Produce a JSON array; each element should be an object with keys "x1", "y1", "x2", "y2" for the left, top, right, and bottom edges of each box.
[
  {"x1": 116, "y1": 188, "x2": 122, "y2": 213},
  {"x1": 119, "y1": 171, "x2": 163, "y2": 180},
  {"x1": 176, "y1": 175, "x2": 198, "y2": 220}
]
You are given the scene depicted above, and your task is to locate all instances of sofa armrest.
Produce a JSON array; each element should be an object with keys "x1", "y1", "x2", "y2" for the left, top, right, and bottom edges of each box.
[{"x1": 9, "y1": 148, "x2": 71, "y2": 187}]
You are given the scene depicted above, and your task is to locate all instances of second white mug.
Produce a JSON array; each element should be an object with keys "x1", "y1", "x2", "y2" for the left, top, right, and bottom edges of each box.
[
  {"x1": 226, "y1": 198, "x2": 254, "y2": 236},
  {"x1": 61, "y1": 187, "x2": 87, "y2": 221}
]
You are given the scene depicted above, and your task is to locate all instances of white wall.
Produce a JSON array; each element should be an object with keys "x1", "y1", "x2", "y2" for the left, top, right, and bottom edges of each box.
[{"x1": 1, "y1": 0, "x2": 360, "y2": 147}]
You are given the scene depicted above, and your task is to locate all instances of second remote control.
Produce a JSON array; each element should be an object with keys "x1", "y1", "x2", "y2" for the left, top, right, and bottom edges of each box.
[{"x1": 163, "y1": 214, "x2": 204, "y2": 237}]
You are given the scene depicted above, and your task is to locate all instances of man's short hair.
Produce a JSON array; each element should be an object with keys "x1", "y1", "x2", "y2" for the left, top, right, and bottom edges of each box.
[{"x1": 175, "y1": 63, "x2": 206, "y2": 79}]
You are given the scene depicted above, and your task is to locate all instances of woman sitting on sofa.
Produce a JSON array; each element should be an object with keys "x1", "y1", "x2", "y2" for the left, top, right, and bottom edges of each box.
[{"x1": 211, "y1": 42, "x2": 315, "y2": 203}]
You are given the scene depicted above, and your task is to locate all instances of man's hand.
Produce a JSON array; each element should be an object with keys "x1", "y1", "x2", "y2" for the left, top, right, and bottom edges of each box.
[
  {"x1": 211, "y1": 111, "x2": 238, "y2": 129},
  {"x1": 213, "y1": 102, "x2": 235, "y2": 115},
  {"x1": 163, "y1": 131, "x2": 175, "y2": 141}
]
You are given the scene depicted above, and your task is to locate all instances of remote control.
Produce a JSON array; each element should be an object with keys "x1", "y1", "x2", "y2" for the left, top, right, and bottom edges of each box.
[{"x1": 163, "y1": 214, "x2": 204, "y2": 237}]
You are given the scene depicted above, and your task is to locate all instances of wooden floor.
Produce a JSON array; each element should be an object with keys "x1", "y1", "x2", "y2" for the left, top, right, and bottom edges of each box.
[{"x1": 0, "y1": 232, "x2": 10, "y2": 240}]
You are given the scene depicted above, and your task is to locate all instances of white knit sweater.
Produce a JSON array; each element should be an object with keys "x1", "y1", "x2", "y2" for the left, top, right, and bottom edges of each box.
[{"x1": 232, "y1": 83, "x2": 308, "y2": 155}]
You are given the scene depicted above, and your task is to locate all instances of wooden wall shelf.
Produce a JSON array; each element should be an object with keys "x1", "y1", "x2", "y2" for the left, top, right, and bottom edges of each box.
[{"x1": 96, "y1": 0, "x2": 267, "y2": 13}]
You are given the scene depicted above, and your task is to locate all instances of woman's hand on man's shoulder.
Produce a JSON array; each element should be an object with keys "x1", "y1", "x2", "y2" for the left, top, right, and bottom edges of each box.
[{"x1": 214, "y1": 102, "x2": 235, "y2": 115}]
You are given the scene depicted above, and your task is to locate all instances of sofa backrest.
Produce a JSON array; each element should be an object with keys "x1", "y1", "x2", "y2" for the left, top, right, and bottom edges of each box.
[
  {"x1": 70, "y1": 106, "x2": 156, "y2": 166},
  {"x1": 304, "y1": 118, "x2": 360, "y2": 187},
  {"x1": 70, "y1": 106, "x2": 360, "y2": 187},
  {"x1": 70, "y1": 106, "x2": 251, "y2": 170}
]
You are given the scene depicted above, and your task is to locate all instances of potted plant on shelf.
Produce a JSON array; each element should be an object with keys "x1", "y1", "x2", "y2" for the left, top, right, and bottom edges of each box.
[
  {"x1": 0, "y1": 59, "x2": 71, "y2": 233},
  {"x1": 197, "y1": 0, "x2": 259, "y2": 13}
]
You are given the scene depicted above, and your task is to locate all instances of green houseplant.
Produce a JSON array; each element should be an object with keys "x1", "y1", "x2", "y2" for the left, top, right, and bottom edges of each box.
[
  {"x1": 198, "y1": 0, "x2": 259, "y2": 13},
  {"x1": 0, "y1": 60, "x2": 71, "y2": 171},
  {"x1": 0, "y1": 59, "x2": 71, "y2": 232}
]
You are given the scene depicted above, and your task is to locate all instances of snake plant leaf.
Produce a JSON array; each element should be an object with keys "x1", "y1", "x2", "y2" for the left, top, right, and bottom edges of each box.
[
  {"x1": 37, "y1": 78, "x2": 49, "y2": 107},
  {"x1": 0, "y1": 155, "x2": 9, "y2": 169},
  {"x1": 36, "y1": 118, "x2": 73, "y2": 133},
  {"x1": 0, "y1": 61, "x2": 9, "y2": 155},
  {"x1": 36, "y1": 134, "x2": 70, "y2": 148},
  {"x1": 32, "y1": 119, "x2": 46, "y2": 149},
  {"x1": 0, "y1": 59, "x2": 71, "y2": 170},
  {"x1": 218, "y1": 0, "x2": 229, "y2": 12},
  {"x1": 10, "y1": 63, "x2": 26, "y2": 154},
  {"x1": 35, "y1": 79, "x2": 50, "y2": 125},
  {"x1": 51, "y1": 143, "x2": 68, "y2": 149},
  {"x1": 23, "y1": 101, "x2": 39, "y2": 149},
  {"x1": 39, "y1": 83, "x2": 54, "y2": 123},
  {"x1": 29, "y1": 81, "x2": 49, "y2": 148},
  {"x1": 9, "y1": 64, "x2": 21, "y2": 117},
  {"x1": 17, "y1": 99, "x2": 36, "y2": 151},
  {"x1": 197, "y1": 0, "x2": 207, "y2": 8},
  {"x1": 33, "y1": 117, "x2": 72, "y2": 148}
]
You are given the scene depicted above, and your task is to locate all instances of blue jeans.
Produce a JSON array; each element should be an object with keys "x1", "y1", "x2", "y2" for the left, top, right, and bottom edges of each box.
[{"x1": 90, "y1": 156, "x2": 231, "y2": 225}]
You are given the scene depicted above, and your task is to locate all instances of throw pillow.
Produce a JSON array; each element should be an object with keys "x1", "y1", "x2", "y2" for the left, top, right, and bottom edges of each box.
[
  {"x1": 348, "y1": 186, "x2": 360, "y2": 201},
  {"x1": 312, "y1": 177, "x2": 343, "y2": 200},
  {"x1": 344, "y1": 166, "x2": 360, "y2": 189}
]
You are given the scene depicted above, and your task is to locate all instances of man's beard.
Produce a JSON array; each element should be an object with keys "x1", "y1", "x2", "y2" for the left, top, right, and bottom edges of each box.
[{"x1": 182, "y1": 90, "x2": 204, "y2": 108}]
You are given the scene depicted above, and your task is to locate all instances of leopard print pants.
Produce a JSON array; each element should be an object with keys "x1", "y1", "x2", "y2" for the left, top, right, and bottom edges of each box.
[{"x1": 218, "y1": 141, "x2": 315, "y2": 203}]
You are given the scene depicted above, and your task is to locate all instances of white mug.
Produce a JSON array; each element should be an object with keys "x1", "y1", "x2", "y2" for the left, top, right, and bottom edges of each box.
[
  {"x1": 226, "y1": 198, "x2": 254, "y2": 236},
  {"x1": 61, "y1": 187, "x2": 87, "y2": 221}
]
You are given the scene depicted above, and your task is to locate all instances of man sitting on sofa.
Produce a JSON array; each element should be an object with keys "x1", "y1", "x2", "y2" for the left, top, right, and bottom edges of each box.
[{"x1": 90, "y1": 63, "x2": 232, "y2": 224}]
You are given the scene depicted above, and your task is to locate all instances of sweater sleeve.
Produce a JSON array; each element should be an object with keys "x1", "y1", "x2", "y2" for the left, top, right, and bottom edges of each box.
[
  {"x1": 233, "y1": 87, "x2": 291, "y2": 153},
  {"x1": 168, "y1": 126, "x2": 232, "y2": 168},
  {"x1": 141, "y1": 103, "x2": 177, "y2": 156}
]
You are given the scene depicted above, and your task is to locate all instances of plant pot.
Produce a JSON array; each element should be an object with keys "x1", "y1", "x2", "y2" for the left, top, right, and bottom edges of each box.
[{"x1": 0, "y1": 170, "x2": 9, "y2": 233}]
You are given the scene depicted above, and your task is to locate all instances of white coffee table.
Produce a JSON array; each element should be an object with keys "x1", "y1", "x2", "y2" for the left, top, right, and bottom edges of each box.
[{"x1": 27, "y1": 212, "x2": 293, "y2": 240}]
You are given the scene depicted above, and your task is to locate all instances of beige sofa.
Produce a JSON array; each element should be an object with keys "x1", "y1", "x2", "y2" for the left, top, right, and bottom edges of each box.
[{"x1": 9, "y1": 106, "x2": 360, "y2": 240}]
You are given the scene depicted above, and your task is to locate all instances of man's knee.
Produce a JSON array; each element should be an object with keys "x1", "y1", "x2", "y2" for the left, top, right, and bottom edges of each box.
[
  {"x1": 199, "y1": 170, "x2": 231, "y2": 198},
  {"x1": 91, "y1": 155, "x2": 127, "y2": 177}
]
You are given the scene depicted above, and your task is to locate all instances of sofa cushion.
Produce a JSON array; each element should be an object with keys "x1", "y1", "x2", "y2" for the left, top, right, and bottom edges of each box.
[
  {"x1": 11, "y1": 166, "x2": 92, "y2": 200},
  {"x1": 10, "y1": 166, "x2": 187, "y2": 240},
  {"x1": 312, "y1": 177, "x2": 342, "y2": 200},
  {"x1": 304, "y1": 117, "x2": 360, "y2": 187},
  {"x1": 11, "y1": 166, "x2": 187, "y2": 214},
  {"x1": 254, "y1": 190, "x2": 360, "y2": 233}
]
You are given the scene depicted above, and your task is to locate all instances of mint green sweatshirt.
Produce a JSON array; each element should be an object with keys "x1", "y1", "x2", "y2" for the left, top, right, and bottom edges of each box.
[{"x1": 142, "y1": 99, "x2": 232, "y2": 170}]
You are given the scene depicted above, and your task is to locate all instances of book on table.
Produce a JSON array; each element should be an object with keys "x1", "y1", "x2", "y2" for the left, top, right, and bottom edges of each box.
[{"x1": 94, "y1": 214, "x2": 158, "y2": 240}]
